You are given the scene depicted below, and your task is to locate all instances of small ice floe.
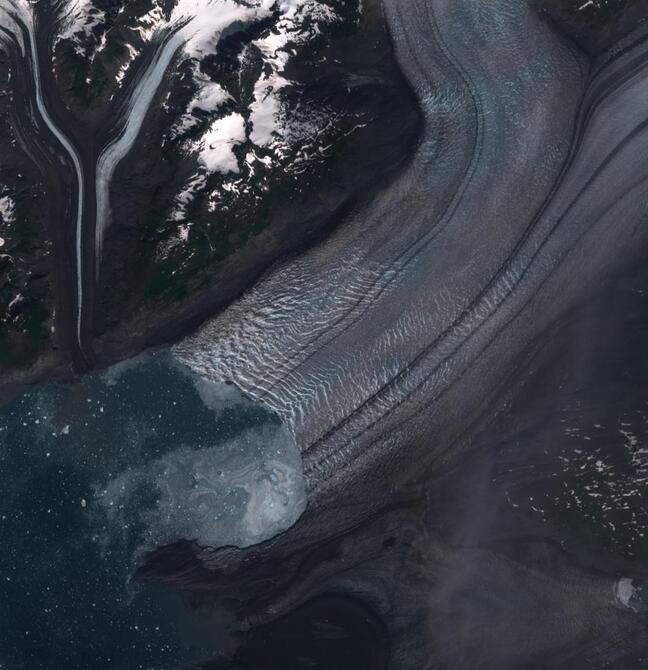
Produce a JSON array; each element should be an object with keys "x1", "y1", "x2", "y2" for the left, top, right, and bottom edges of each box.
[
  {"x1": 0, "y1": 195, "x2": 16, "y2": 225},
  {"x1": 613, "y1": 577, "x2": 648, "y2": 613}
]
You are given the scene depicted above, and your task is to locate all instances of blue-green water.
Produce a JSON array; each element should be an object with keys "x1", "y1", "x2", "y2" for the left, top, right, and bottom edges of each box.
[{"x1": 0, "y1": 352, "x2": 305, "y2": 669}]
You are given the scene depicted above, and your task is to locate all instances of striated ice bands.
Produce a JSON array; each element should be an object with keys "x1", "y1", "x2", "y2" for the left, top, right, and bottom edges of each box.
[
  {"x1": 0, "y1": 0, "x2": 85, "y2": 347},
  {"x1": 175, "y1": 0, "x2": 648, "y2": 517}
]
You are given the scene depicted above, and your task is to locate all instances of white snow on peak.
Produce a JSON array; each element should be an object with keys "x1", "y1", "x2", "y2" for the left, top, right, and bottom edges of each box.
[
  {"x1": 171, "y1": 66, "x2": 231, "y2": 138},
  {"x1": 174, "y1": 0, "x2": 342, "y2": 174},
  {"x1": 132, "y1": 4, "x2": 166, "y2": 42},
  {"x1": 57, "y1": 0, "x2": 106, "y2": 56},
  {"x1": 96, "y1": 0, "x2": 351, "y2": 261},
  {"x1": 197, "y1": 113, "x2": 247, "y2": 174},
  {"x1": 0, "y1": 193, "x2": 16, "y2": 248},
  {"x1": 166, "y1": 0, "x2": 341, "y2": 151},
  {"x1": 170, "y1": 0, "x2": 275, "y2": 59},
  {"x1": 96, "y1": 1, "x2": 273, "y2": 256},
  {"x1": 192, "y1": 82, "x2": 230, "y2": 113},
  {"x1": 168, "y1": 173, "x2": 207, "y2": 223},
  {"x1": 249, "y1": 0, "x2": 339, "y2": 151},
  {"x1": 114, "y1": 42, "x2": 138, "y2": 85}
]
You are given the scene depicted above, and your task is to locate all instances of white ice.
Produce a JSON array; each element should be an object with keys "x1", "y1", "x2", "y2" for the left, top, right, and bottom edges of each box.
[
  {"x1": 0, "y1": 0, "x2": 85, "y2": 347},
  {"x1": 56, "y1": 0, "x2": 106, "y2": 56},
  {"x1": 0, "y1": 195, "x2": 15, "y2": 224},
  {"x1": 198, "y1": 113, "x2": 247, "y2": 174},
  {"x1": 94, "y1": 0, "x2": 275, "y2": 261},
  {"x1": 93, "y1": 353, "x2": 307, "y2": 551},
  {"x1": 615, "y1": 578, "x2": 637, "y2": 610},
  {"x1": 96, "y1": 423, "x2": 306, "y2": 550}
]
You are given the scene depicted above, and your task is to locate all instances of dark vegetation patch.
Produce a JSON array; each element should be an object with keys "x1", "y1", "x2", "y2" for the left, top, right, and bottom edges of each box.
[{"x1": 93, "y1": 0, "x2": 421, "y2": 351}]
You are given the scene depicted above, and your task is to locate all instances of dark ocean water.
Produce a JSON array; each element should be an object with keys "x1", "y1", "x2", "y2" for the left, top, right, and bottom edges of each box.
[{"x1": 0, "y1": 352, "x2": 302, "y2": 670}]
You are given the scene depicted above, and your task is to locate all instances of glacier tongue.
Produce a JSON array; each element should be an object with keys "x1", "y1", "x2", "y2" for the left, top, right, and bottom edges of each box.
[
  {"x1": 97, "y1": 422, "x2": 306, "y2": 551},
  {"x1": 94, "y1": 352, "x2": 306, "y2": 550}
]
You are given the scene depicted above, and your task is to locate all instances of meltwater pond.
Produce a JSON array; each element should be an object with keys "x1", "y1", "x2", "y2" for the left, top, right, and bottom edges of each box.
[{"x1": 0, "y1": 352, "x2": 306, "y2": 669}]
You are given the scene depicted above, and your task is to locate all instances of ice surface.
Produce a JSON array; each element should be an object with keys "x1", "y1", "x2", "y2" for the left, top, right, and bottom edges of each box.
[
  {"x1": 615, "y1": 577, "x2": 636, "y2": 608},
  {"x1": 0, "y1": 194, "x2": 14, "y2": 248},
  {"x1": 0, "y1": 0, "x2": 86, "y2": 345},
  {"x1": 88, "y1": 352, "x2": 306, "y2": 552},
  {"x1": 0, "y1": 351, "x2": 271, "y2": 666},
  {"x1": 176, "y1": 0, "x2": 643, "y2": 504},
  {"x1": 96, "y1": 423, "x2": 306, "y2": 550},
  {"x1": 613, "y1": 577, "x2": 648, "y2": 614},
  {"x1": 0, "y1": 195, "x2": 16, "y2": 224}
]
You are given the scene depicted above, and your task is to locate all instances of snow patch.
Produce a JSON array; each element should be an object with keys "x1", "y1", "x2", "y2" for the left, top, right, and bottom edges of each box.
[
  {"x1": 57, "y1": 0, "x2": 106, "y2": 56},
  {"x1": 192, "y1": 82, "x2": 230, "y2": 114},
  {"x1": 115, "y1": 43, "x2": 139, "y2": 85},
  {"x1": 171, "y1": 0, "x2": 275, "y2": 60},
  {"x1": 168, "y1": 174, "x2": 207, "y2": 223},
  {"x1": 0, "y1": 194, "x2": 15, "y2": 248},
  {"x1": 248, "y1": 0, "x2": 340, "y2": 152},
  {"x1": 197, "y1": 113, "x2": 247, "y2": 174},
  {"x1": 171, "y1": 67, "x2": 231, "y2": 139},
  {"x1": 133, "y1": 4, "x2": 166, "y2": 43}
]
